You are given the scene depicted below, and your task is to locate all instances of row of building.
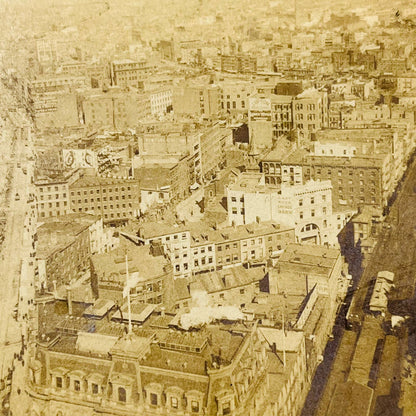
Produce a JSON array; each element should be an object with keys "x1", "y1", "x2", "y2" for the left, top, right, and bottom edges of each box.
[
  {"x1": 34, "y1": 123, "x2": 231, "y2": 220},
  {"x1": 257, "y1": 126, "x2": 415, "y2": 212},
  {"x1": 28, "y1": 240, "x2": 349, "y2": 416}
]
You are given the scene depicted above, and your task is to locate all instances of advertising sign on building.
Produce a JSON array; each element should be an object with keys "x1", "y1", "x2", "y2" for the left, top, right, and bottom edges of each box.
[
  {"x1": 62, "y1": 149, "x2": 97, "y2": 169},
  {"x1": 249, "y1": 97, "x2": 272, "y2": 121}
]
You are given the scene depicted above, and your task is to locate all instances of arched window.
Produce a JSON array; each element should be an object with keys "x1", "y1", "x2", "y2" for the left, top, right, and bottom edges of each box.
[{"x1": 118, "y1": 387, "x2": 126, "y2": 402}]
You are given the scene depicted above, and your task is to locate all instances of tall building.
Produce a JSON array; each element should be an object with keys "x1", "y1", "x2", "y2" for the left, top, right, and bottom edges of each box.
[
  {"x1": 69, "y1": 175, "x2": 140, "y2": 222},
  {"x1": 192, "y1": 124, "x2": 229, "y2": 184},
  {"x1": 81, "y1": 89, "x2": 151, "y2": 130},
  {"x1": 292, "y1": 88, "x2": 328, "y2": 140},
  {"x1": 226, "y1": 172, "x2": 342, "y2": 245},
  {"x1": 248, "y1": 89, "x2": 327, "y2": 149},
  {"x1": 172, "y1": 84, "x2": 221, "y2": 119},
  {"x1": 109, "y1": 59, "x2": 149, "y2": 88},
  {"x1": 261, "y1": 127, "x2": 414, "y2": 211},
  {"x1": 35, "y1": 169, "x2": 81, "y2": 219},
  {"x1": 248, "y1": 95, "x2": 273, "y2": 149},
  {"x1": 26, "y1": 242, "x2": 348, "y2": 416},
  {"x1": 148, "y1": 88, "x2": 173, "y2": 117},
  {"x1": 32, "y1": 92, "x2": 80, "y2": 131},
  {"x1": 219, "y1": 80, "x2": 257, "y2": 116},
  {"x1": 137, "y1": 220, "x2": 295, "y2": 278},
  {"x1": 220, "y1": 54, "x2": 257, "y2": 73},
  {"x1": 35, "y1": 214, "x2": 99, "y2": 292},
  {"x1": 26, "y1": 319, "x2": 271, "y2": 416}
]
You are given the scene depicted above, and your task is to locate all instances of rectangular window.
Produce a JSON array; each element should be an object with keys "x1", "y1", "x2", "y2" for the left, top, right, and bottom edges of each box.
[
  {"x1": 150, "y1": 393, "x2": 158, "y2": 405},
  {"x1": 92, "y1": 383, "x2": 99, "y2": 394},
  {"x1": 171, "y1": 397, "x2": 178, "y2": 408},
  {"x1": 56, "y1": 377, "x2": 63, "y2": 388},
  {"x1": 191, "y1": 401, "x2": 199, "y2": 412},
  {"x1": 74, "y1": 380, "x2": 80, "y2": 391}
]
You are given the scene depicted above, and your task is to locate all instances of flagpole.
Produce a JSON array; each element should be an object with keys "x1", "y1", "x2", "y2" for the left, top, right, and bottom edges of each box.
[
  {"x1": 126, "y1": 254, "x2": 132, "y2": 334},
  {"x1": 282, "y1": 308, "x2": 286, "y2": 368}
]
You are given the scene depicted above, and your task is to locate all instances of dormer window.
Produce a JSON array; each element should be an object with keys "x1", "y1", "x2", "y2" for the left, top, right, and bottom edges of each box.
[{"x1": 56, "y1": 377, "x2": 63, "y2": 388}]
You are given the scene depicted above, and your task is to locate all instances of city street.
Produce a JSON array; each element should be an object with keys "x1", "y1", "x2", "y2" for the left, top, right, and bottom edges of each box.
[{"x1": 0, "y1": 98, "x2": 36, "y2": 414}]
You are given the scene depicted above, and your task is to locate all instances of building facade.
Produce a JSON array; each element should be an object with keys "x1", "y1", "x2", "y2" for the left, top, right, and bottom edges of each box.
[
  {"x1": 69, "y1": 175, "x2": 140, "y2": 222},
  {"x1": 226, "y1": 172, "x2": 340, "y2": 245}
]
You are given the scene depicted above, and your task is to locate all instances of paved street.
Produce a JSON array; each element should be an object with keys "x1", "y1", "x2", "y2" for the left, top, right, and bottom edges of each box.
[{"x1": 0, "y1": 85, "x2": 36, "y2": 413}]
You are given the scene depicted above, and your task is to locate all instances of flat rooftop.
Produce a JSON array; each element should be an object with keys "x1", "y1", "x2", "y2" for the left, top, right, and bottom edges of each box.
[
  {"x1": 37, "y1": 214, "x2": 100, "y2": 259},
  {"x1": 92, "y1": 245, "x2": 170, "y2": 285}
]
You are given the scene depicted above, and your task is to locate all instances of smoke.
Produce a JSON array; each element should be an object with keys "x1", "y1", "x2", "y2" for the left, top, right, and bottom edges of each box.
[{"x1": 179, "y1": 289, "x2": 244, "y2": 330}]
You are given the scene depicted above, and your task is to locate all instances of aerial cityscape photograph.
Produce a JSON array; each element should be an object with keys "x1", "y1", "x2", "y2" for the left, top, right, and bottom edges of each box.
[{"x1": 1, "y1": 0, "x2": 416, "y2": 414}]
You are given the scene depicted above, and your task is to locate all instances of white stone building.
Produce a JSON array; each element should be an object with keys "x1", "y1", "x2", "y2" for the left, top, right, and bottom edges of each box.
[{"x1": 226, "y1": 172, "x2": 349, "y2": 246}]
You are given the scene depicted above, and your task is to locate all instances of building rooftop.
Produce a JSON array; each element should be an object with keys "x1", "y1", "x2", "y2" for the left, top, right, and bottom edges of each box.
[
  {"x1": 326, "y1": 381, "x2": 374, "y2": 416},
  {"x1": 351, "y1": 206, "x2": 383, "y2": 224},
  {"x1": 91, "y1": 245, "x2": 170, "y2": 286},
  {"x1": 138, "y1": 221, "x2": 188, "y2": 239},
  {"x1": 37, "y1": 214, "x2": 99, "y2": 259},
  {"x1": 134, "y1": 166, "x2": 172, "y2": 190},
  {"x1": 263, "y1": 146, "x2": 308, "y2": 165},
  {"x1": 227, "y1": 172, "x2": 279, "y2": 192},
  {"x1": 188, "y1": 221, "x2": 294, "y2": 246},
  {"x1": 305, "y1": 153, "x2": 386, "y2": 168},
  {"x1": 259, "y1": 327, "x2": 303, "y2": 352},
  {"x1": 277, "y1": 243, "x2": 341, "y2": 278},
  {"x1": 112, "y1": 58, "x2": 140, "y2": 65},
  {"x1": 188, "y1": 265, "x2": 265, "y2": 295},
  {"x1": 71, "y1": 174, "x2": 137, "y2": 188}
]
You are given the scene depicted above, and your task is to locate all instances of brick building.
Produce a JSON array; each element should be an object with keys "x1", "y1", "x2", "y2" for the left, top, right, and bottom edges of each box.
[
  {"x1": 172, "y1": 84, "x2": 221, "y2": 119},
  {"x1": 69, "y1": 175, "x2": 140, "y2": 222},
  {"x1": 110, "y1": 59, "x2": 149, "y2": 88},
  {"x1": 35, "y1": 169, "x2": 81, "y2": 219},
  {"x1": 261, "y1": 127, "x2": 415, "y2": 211},
  {"x1": 35, "y1": 216, "x2": 92, "y2": 292}
]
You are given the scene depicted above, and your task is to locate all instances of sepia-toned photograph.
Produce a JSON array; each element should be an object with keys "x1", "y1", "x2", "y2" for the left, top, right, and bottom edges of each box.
[{"x1": 0, "y1": 0, "x2": 415, "y2": 414}]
